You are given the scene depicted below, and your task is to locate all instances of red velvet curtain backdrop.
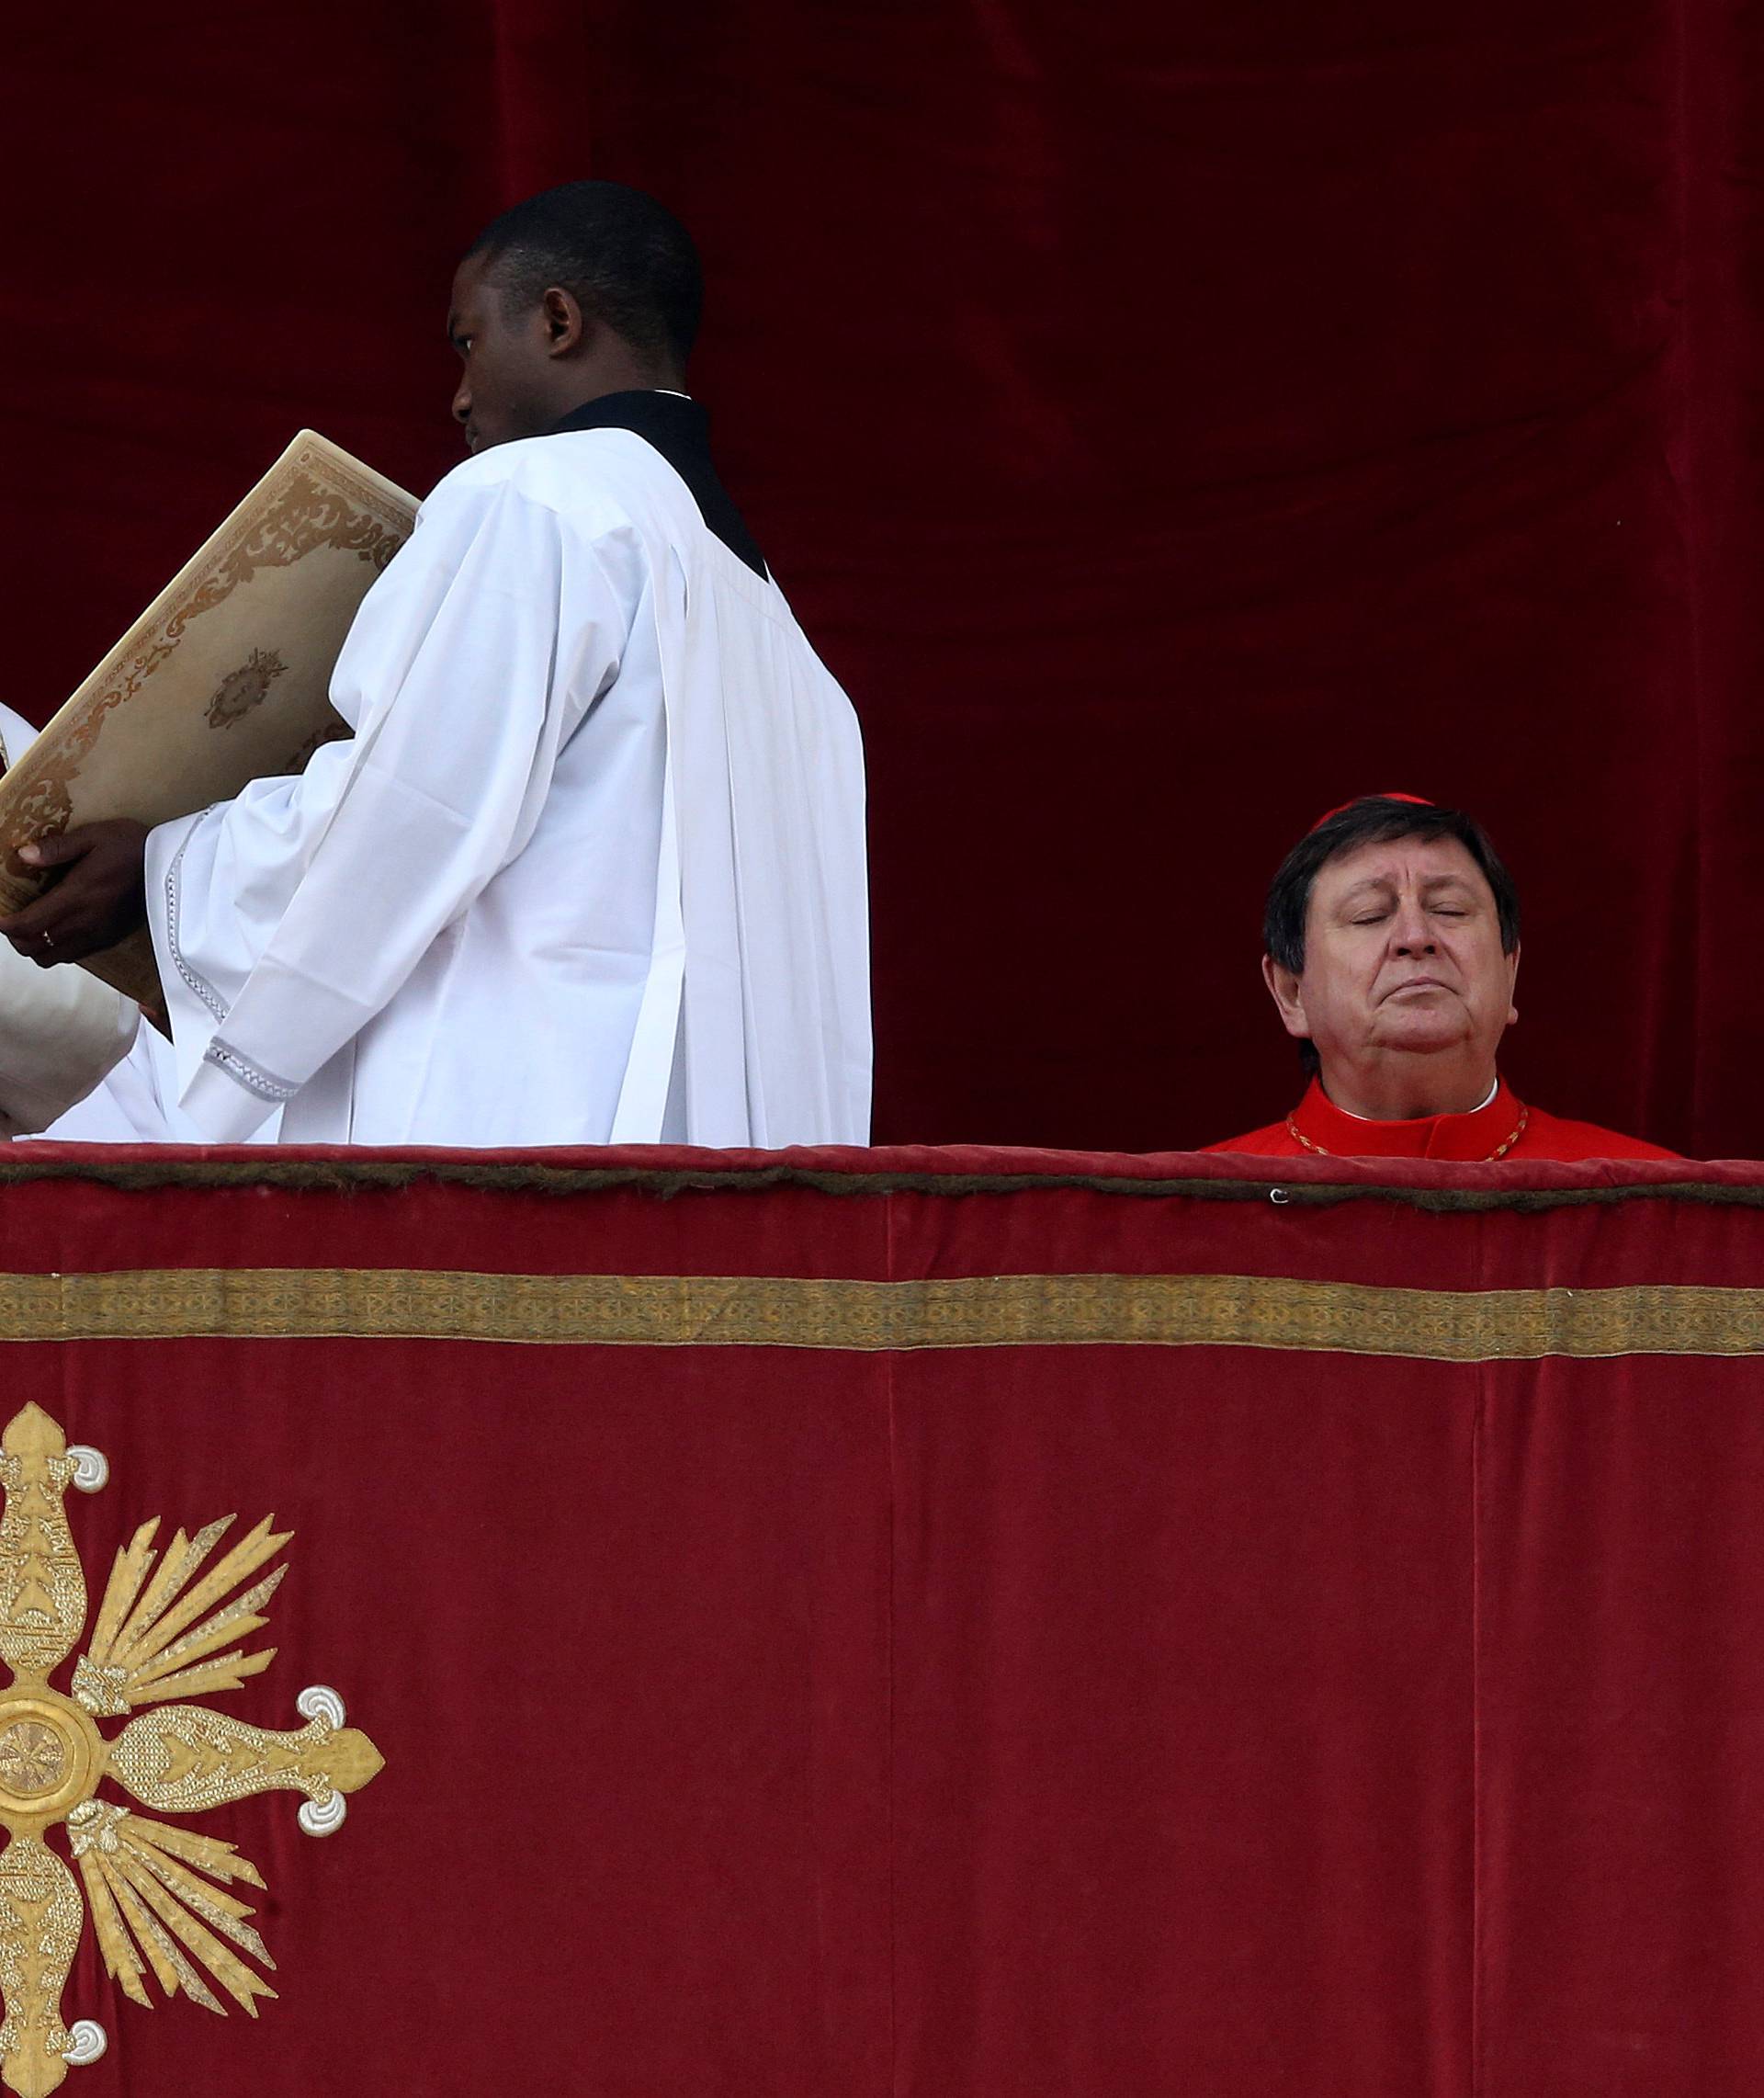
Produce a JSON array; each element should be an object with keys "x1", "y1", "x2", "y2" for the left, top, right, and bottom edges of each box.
[{"x1": 9, "y1": 0, "x2": 1764, "y2": 1155}]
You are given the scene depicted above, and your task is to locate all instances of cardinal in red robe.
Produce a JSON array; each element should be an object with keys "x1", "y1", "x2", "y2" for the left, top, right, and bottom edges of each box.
[{"x1": 1206, "y1": 795, "x2": 1677, "y2": 1162}]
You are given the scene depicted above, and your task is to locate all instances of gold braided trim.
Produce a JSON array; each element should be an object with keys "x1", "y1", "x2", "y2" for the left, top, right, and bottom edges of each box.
[{"x1": 0, "y1": 1268, "x2": 1761, "y2": 1360}]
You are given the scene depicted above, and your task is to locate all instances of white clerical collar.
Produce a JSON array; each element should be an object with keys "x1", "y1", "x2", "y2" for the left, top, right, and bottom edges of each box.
[
  {"x1": 1329, "y1": 1075, "x2": 1499, "y2": 1124},
  {"x1": 653, "y1": 389, "x2": 693, "y2": 400}
]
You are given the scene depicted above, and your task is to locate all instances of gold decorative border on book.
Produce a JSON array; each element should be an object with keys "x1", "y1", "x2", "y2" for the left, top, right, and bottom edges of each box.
[
  {"x1": 0, "y1": 433, "x2": 417, "y2": 916},
  {"x1": 0, "y1": 1270, "x2": 1761, "y2": 1361}
]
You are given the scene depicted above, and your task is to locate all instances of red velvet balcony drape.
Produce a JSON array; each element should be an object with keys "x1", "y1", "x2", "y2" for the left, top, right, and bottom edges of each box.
[
  {"x1": 0, "y1": 1142, "x2": 1759, "y2": 2095},
  {"x1": 11, "y1": 0, "x2": 1764, "y2": 1156}
]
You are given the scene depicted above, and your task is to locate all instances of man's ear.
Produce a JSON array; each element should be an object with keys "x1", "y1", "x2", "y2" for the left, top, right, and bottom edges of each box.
[
  {"x1": 1262, "y1": 953, "x2": 1311, "y2": 1043},
  {"x1": 540, "y1": 286, "x2": 585, "y2": 356},
  {"x1": 1506, "y1": 939, "x2": 1521, "y2": 1027}
]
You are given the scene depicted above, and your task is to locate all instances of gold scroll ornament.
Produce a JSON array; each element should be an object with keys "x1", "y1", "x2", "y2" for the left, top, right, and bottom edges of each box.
[
  {"x1": 0, "y1": 432, "x2": 417, "y2": 1018},
  {"x1": 0, "y1": 1404, "x2": 382, "y2": 2096}
]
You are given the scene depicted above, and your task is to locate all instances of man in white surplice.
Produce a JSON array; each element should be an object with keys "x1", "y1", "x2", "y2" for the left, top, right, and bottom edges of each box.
[{"x1": 7, "y1": 182, "x2": 869, "y2": 1147}]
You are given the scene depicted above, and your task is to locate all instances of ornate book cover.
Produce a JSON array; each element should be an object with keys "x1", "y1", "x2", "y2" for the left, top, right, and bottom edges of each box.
[{"x1": 0, "y1": 433, "x2": 418, "y2": 1015}]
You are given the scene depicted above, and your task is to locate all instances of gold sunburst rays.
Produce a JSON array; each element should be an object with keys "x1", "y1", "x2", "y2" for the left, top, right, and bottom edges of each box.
[
  {"x1": 0, "y1": 1404, "x2": 382, "y2": 2098},
  {"x1": 73, "y1": 1513, "x2": 289, "y2": 1718},
  {"x1": 68, "y1": 1802, "x2": 276, "y2": 2020}
]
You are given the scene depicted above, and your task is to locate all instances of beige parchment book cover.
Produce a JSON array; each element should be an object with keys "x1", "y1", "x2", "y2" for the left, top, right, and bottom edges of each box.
[{"x1": 0, "y1": 431, "x2": 419, "y2": 1015}]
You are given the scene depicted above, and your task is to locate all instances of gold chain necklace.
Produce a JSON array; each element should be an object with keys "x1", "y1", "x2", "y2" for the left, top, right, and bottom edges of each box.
[{"x1": 1283, "y1": 1104, "x2": 1530, "y2": 1162}]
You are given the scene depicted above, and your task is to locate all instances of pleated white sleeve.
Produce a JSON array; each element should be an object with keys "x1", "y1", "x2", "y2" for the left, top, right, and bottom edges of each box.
[{"x1": 145, "y1": 469, "x2": 627, "y2": 1142}]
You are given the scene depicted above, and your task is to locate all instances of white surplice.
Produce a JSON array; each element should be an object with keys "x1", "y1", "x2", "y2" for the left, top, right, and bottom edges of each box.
[
  {"x1": 37, "y1": 1023, "x2": 243, "y2": 1143},
  {"x1": 142, "y1": 428, "x2": 870, "y2": 1147}
]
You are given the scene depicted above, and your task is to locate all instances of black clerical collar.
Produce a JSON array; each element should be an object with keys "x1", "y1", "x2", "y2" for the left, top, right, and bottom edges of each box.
[{"x1": 546, "y1": 391, "x2": 768, "y2": 580}]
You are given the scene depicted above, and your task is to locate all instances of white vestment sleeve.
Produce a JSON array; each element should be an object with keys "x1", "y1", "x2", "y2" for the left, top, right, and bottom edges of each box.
[
  {"x1": 146, "y1": 472, "x2": 627, "y2": 1140},
  {"x1": 0, "y1": 947, "x2": 139, "y2": 1136}
]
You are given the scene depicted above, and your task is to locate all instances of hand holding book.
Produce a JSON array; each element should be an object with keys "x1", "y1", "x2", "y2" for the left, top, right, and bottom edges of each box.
[
  {"x1": 0, "y1": 432, "x2": 417, "y2": 1021},
  {"x1": 0, "y1": 822, "x2": 149, "y2": 964}
]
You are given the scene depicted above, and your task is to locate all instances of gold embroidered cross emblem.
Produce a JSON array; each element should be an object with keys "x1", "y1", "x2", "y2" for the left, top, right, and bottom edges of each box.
[{"x1": 0, "y1": 1404, "x2": 383, "y2": 2095}]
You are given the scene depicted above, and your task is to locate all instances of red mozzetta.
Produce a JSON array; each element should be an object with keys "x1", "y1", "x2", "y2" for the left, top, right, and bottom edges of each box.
[{"x1": 1207, "y1": 1075, "x2": 1680, "y2": 1162}]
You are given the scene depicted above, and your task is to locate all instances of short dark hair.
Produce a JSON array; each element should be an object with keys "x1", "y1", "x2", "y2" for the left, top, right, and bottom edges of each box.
[
  {"x1": 1263, "y1": 797, "x2": 1521, "y2": 1075},
  {"x1": 468, "y1": 179, "x2": 702, "y2": 369}
]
